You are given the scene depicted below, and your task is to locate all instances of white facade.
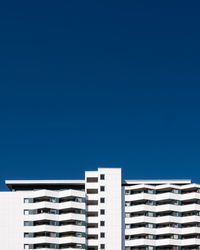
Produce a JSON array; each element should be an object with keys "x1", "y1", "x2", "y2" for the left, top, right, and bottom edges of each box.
[{"x1": 0, "y1": 168, "x2": 200, "y2": 250}]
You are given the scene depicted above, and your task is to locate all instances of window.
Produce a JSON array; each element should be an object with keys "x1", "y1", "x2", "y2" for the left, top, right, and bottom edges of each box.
[
  {"x1": 100, "y1": 198, "x2": 105, "y2": 203},
  {"x1": 86, "y1": 177, "x2": 98, "y2": 183},
  {"x1": 24, "y1": 221, "x2": 33, "y2": 226},
  {"x1": 147, "y1": 189, "x2": 154, "y2": 194},
  {"x1": 50, "y1": 209, "x2": 57, "y2": 214},
  {"x1": 76, "y1": 221, "x2": 85, "y2": 226},
  {"x1": 147, "y1": 212, "x2": 154, "y2": 217},
  {"x1": 146, "y1": 223, "x2": 154, "y2": 228},
  {"x1": 76, "y1": 244, "x2": 83, "y2": 249},
  {"x1": 100, "y1": 232, "x2": 105, "y2": 238},
  {"x1": 100, "y1": 209, "x2": 105, "y2": 215},
  {"x1": 76, "y1": 232, "x2": 83, "y2": 237},
  {"x1": 24, "y1": 198, "x2": 31, "y2": 203},
  {"x1": 100, "y1": 244, "x2": 105, "y2": 249},
  {"x1": 100, "y1": 186, "x2": 105, "y2": 192},
  {"x1": 100, "y1": 174, "x2": 105, "y2": 180},
  {"x1": 50, "y1": 232, "x2": 57, "y2": 237},
  {"x1": 146, "y1": 200, "x2": 155, "y2": 206},
  {"x1": 172, "y1": 189, "x2": 179, "y2": 194},
  {"x1": 50, "y1": 221, "x2": 58, "y2": 226},
  {"x1": 125, "y1": 235, "x2": 131, "y2": 240},
  {"x1": 24, "y1": 245, "x2": 29, "y2": 249},
  {"x1": 171, "y1": 223, "x2": 179, "y2": 228},
  {"x1": 75, "y1": 197, "x2": 84, "y2": 203},
  {"x1": 50, "y1": 197, "x2": 58, "y2": 203},
  {"x1": 172, "y1": 234, "x2": 179, "y2": 239},
  {"x1": 172, "y1": 200, "x2": 180, "y2": 205},
  {"x1": 24, "y1": 210, "x2": 29, "y2": 215},
  {"x1": 100, "y1": 221, "x2": 105, "y2": 226},
  {"x1": 24, "y1": 221, "x2": 28, "y2": 226},
  {"x1": 146, "y1": 234, "x2": 154, "y2": 239},
  {"x1": 50, "y1": 244, "x2": 58, "y2": 249},
  {"x1": 173, "y1": 211, "x2": 180, "y2": 217}
]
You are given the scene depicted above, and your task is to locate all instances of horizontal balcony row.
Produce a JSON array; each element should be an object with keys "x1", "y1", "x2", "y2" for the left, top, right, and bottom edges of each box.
[
  {"x1": 125, "y1": 234, "x2": 200, "y2": 240},
  {"x1": 24, "y1": 208, "x2": 86, "y2": 216},
  {"x1": 125, "y1": 204, "x2": 200, "y2": 213},
  {"x1": 24, "y1": 225, "x2": 86, "y2": 233},
  {"x1": 125, "y1": 247, "x2": 197, "y2": 250},
  {"x1": 24, "y1": 236, "x2": 86, "y2": 244},
  {"x1": 125, "y1": 201, "x2": 200, "y2": 207},
  {"x1": 24, "y1": 243, "x2": 86, "y2": 249},
  {"x1": 125, "y1": 215, "x2": 200, "y2": 224},
  {"x1": 24, "y1": 213, "x2": 85, "y2": 222},
  {"x1": 125, "y1": 226, "x2": 200, "y2": 235},
  {"x1": 125, "y1": 192, "x2": 200, "y2": 202},
  {"x1": 125, "y1": 211, "x2": 200, "y2": 218},
  {"x1": 25, "y1": 248, "x2": 84, "y2": 250},
  {"x1": 24, "y1": 201, "x2": 86, "y2": 210},
  {"x1": 24, "y1": 198, "x2": 85, "y2": 205},
  {"x1": 24, "y1": 213, "x2": 100, "y2": 224},
  {"x1": 125, "y1": 238, "x2": 200, "y2": 247},
  {"x1": 124, "y1": 183, "x2": 200, "y2": 192},
  {"x1": 24, "y1": 231, "x2": 86, "y2": 238},
  {"x1": 125, "y1": 223, "x2": 200, "y2": 230},
  {"x1": 24, "y1": 219, "x2": 86, "y2": 227},
  {"x1": 24, "y1": 189, "x2": 85, "y2": 199}
]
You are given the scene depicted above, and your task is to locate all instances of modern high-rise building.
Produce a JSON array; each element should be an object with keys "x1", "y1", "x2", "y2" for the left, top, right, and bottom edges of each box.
[{"x1": 0, "y1": 168, "x2": 200, "y2": 250}]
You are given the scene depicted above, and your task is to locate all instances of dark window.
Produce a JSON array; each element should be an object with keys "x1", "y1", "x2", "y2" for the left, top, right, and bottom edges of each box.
[
  {"x1": 100, "y1": 174, "x2": 105, "y2": 180},
  {"x1": 100, "y1": 244, "x2": 105, "y2": 249},
  {"x1": 100, "y1": 221, "x2": 105, "y2": 226},
  {"x1": 100, "y1": 232, "x2": 105, "y2": 238},
  {"x1": 100, "y1": 198, "x2": 105, "y2": 203},
  {"x1": 86, "y1": 177, "x2": 98, "y2": 183},
  {"x1": 100, "y1": 209, "x2": 105, "y2": 215},
  {"x1": 100, "y1": 186, "x2": 105, "y2": 192}
]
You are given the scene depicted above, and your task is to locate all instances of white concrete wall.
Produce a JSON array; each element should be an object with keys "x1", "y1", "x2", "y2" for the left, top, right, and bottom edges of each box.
[
  {"x1": 0, "y1": 188, "x2": 87, "y2": 250},
  {"x1": 98, "y1": 168, "x2": 122, "y2": 250},
  {"x1": 0, "y1": 192, "x2": 25, "y2": 250}
]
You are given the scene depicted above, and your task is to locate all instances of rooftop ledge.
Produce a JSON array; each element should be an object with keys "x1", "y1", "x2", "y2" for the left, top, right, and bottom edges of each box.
[
  {"x1": 6, "y1": 180, "x2": 85, "y2": 185},
  {"x1": 6, "y1": 179, "x2": 191, "y2": 188},
  {"x1": 5, "y1": 180, "x2": 85, "y2": 191},
  {"x1": 123, "y1": 179, "x2": 191, "y2": 185},
  {"x1": 6, "y1": 179, "x2": 191, "y2": 185}
]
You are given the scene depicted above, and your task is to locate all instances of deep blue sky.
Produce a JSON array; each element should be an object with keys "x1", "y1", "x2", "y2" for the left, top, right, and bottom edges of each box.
[{"x1": 0, "y1": 1, "x2": 200, "y2": 190}]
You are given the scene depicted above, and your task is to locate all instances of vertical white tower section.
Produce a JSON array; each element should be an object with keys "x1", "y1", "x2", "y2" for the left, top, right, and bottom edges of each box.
[
  {"x1": 98, "y1": 168, "x2": 122, "y2": 250},
  {"x1": 85, "y1": 168, "x2": 122, "y2": 250}
]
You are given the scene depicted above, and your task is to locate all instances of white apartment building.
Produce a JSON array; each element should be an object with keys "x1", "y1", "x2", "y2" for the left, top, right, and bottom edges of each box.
[{"x1": 0, "y1": 168, "x2": 200, "y2": 250}]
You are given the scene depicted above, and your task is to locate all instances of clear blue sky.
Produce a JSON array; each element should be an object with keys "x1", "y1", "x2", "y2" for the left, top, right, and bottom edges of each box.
[{"x1": 0, "y1": 1, "x2": 200, "y2": 190}]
